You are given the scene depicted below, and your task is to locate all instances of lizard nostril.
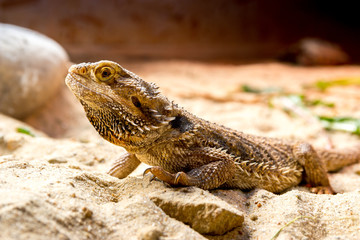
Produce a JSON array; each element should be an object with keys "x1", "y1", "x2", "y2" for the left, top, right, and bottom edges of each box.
[{"x1": 79, "y1": 67, "x2": 86, "y2": 74}]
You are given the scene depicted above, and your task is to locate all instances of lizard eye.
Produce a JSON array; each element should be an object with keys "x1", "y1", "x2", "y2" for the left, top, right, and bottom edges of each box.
[
  {"x1": 131, "y1": 96, "x2": 141, "y2": 108},
  {"x1": 95, "y1": 66, "x2": 115, "y2": 82}
]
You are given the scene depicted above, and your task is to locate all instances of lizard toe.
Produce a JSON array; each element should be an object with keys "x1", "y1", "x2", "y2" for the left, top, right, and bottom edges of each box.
[
  {"x1": 142, "y1": 166, "x2": 178, "y2": 185},
  {"x1": 310, "y1": 186, "x2": 335, "y2": 195}
]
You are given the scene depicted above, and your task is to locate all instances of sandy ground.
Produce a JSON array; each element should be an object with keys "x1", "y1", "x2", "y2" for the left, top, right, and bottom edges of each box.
[{"x1": 1, "y1": 61, "x2": 360, "y2": 239}]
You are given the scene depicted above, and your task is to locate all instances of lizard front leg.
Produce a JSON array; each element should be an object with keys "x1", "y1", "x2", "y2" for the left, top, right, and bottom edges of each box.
[
  {"x1": 144, "y1": 147, "x2": 237, "y2": 190},
  {"x1": 108, "y1": 152, "x2": 141, "y2": 179},
  {"x1": 294, "y1": 143, "x2": 334, "y2": 194}
]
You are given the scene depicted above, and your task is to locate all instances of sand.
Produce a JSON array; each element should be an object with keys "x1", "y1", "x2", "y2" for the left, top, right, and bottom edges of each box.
[{"x1": 1, "y1": 61, "x2": 360, "y2": 239}]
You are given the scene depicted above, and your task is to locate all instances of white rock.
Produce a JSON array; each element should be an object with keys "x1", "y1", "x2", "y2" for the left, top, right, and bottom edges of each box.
[{"x1": 0, "y1": 23, "x2": 69, "y2": 118}]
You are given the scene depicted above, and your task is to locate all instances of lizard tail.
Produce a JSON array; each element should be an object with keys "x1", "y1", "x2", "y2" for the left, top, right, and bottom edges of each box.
[{"x1": 317, "y1": 145, "x2": 360, "y2": 172}]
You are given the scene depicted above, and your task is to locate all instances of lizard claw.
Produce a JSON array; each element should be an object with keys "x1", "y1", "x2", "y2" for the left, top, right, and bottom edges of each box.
[
  {"x1": 143, "y1": 168, "x2": 156, "y2": 182},
  {"x1": 174, "y1": 172, "x2": 187, "y2": 185},
  {"x1": 143, "y1": 168, "x2": 152, "y2": 177},
  {"x1": 149, "y1": 175, "x2": 156, "y2": 182}
]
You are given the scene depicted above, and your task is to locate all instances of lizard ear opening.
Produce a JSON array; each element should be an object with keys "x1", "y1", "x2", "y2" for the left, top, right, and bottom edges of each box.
[
  {"x1": 131, "y1": 96, "x2": 142, "y2": 108},
  {"x1": 170, "y1": 115, "x2": 193, "y2": 133}
]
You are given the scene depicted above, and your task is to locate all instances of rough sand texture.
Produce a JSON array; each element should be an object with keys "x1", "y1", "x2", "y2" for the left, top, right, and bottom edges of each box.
[{"x1": 2, "y1": 61, "x2": 360, "y2": 239}]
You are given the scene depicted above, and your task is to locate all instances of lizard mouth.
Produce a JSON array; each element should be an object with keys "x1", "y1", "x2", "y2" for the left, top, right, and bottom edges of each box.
[{"x1": 65, "y1": 72, "x2": 112, "y2": 103}]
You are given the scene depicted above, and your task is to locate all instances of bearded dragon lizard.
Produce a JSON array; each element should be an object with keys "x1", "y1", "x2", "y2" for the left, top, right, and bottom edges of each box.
[{"x1": 65, "y1": 60, "x2": 360, "y2": 194}]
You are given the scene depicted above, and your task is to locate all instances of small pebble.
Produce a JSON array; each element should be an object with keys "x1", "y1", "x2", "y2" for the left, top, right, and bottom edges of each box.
[{"x1": 137, "y1": 226, "x2": 162, "y2": 240}]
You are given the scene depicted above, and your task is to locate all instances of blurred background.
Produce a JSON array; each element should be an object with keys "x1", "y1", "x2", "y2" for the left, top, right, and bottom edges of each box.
[
  {"x1": 1, "y1": 0, "x2": 360, "y2": 139},
  {"x1": 1, "y1": 0, "x2": 360, "y2": 63}
]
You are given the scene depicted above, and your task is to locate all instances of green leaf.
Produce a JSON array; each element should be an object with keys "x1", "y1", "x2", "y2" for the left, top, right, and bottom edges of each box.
[
  {"x1": 313, "y1": 77, "x2": 360, "y2": 91},
  {"x1": 241, "y1": 85, "x2": 283, "y2": 94},
  {"x1": 275, "y1": 94, "x2": 335, "y2": 108},
  {"x1": 318, "y1": 116, "x2": 360, "y2": 135},
  {"x1": 285, "y1": 94, "x2": 306, "y2": 107},
  {"x1": 16, "y1": 127, "x2": 35, "y2": 137},
  {"x1": 307, "y1": 99, "x2": 335, "y2": 108}
]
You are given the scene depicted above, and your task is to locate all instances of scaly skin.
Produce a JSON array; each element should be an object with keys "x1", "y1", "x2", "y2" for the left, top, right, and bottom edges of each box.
[{"x1": 65, "y1": 60, "x2": 360, "y2": 193}]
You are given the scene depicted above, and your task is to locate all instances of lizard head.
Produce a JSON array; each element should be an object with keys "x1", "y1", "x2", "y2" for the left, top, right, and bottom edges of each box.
[{"x1": 65, "y1": 60, "x2": 178, "y2": 149}]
